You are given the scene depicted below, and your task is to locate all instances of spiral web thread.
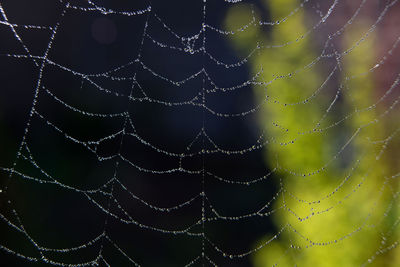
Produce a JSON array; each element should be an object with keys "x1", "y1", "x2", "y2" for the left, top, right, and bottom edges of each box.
[{"x1": 0, "y1": 0, "x2": 400, "y2": 266}]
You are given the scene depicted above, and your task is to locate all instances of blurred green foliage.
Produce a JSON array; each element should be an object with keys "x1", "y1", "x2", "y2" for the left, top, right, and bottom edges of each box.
[{"x1": 225, "y1": 0, "x2": 400, "y2": 265}]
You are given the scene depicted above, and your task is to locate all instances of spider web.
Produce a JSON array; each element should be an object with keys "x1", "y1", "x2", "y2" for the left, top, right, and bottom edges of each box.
[{"x1": 0, "y1": 0, "x2": 399, "y2": 266}]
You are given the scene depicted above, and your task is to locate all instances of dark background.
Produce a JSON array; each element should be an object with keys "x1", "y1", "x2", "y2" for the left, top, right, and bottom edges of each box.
[{"x1": 0, "y1": 0, "x2": 279, "y2": 266}]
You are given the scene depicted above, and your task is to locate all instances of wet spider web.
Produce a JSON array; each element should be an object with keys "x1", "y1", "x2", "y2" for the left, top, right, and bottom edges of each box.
[{"x1": 0, "y1": 0, "x2": 400, "y2": 266}]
